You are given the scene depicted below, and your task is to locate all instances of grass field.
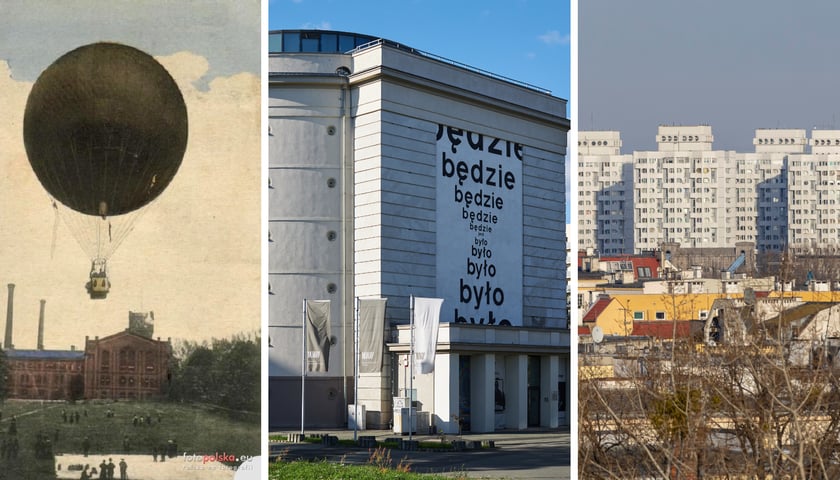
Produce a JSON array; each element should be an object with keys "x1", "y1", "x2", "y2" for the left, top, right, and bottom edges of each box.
[
  {"x1": 268, "y1": 461, "x2": 466, "y2": 479},
  {"x1": 269, "y1": 457, "x2": 467, "y2": 480},
  {"x1": 0, "y1": 399, "x2": 259, "y2": 480},
  {"x1": 269, "y1": 444, "x2": 469, "y2": 480}
]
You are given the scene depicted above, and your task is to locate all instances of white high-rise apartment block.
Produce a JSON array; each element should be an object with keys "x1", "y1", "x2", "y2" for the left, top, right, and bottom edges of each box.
[
  {"x1": 789, "y1": 130, "x2": 840, "y2": 252},
  {"x1": 634, "y1": 126, "x2": 731, "y2": 251},
  {"x1": 739, "y1": 129, "x2": 805, "y2": 252},
  {"x1": 577, "y1": 131, "x2": 632, "y2": 254},
  {"x1": 578, "y1": 125, "x2": 839, "y2": 255}
]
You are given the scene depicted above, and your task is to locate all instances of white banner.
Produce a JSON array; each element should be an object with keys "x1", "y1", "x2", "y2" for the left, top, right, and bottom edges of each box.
[
  {"x1": 435, "y1": 124, "x2": 523, "y2": 326},
  {"x1": 413, "y1": 297, "x2": 444, "y2": 375}
]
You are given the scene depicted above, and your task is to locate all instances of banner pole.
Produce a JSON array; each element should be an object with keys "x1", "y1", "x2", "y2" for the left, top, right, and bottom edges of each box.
[
  {"x1": 409, "y1": 295, "x2": 414, "y2": 442},
  {"x1": 354, "y1": 297, "x2": 360, "y2": 441},
  {"x1": 301, "y1": 298, "x2": 306, "y2": 436}
]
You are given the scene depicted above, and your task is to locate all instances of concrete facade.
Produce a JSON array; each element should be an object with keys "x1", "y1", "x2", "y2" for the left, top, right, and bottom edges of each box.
[
  {"x1": 579, "y1": 125, "x2": 840, "y2": 256},
  {"x1": 577, "y1": 131, "x2": 632, "y2": 255},
  {"x1": 268, "y1": 30, "x2": 569, "y2": 431}
]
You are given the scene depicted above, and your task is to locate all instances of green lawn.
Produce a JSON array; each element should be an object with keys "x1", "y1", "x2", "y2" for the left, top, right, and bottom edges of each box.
[
  {"x1": 269, "y1": 444, "x2": 468, "y2": 479},
  {"x1": 269, "y1": 459, "x2": 466, "y2": 479},
  {"x1": 0, "y1": 399, "x2": 259, "y2": 479}
]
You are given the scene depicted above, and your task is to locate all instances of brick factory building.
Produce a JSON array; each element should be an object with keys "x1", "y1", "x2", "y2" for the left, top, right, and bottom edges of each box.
[{"x1": 3, "y1": 284, "x2": 171, "y2": 401}]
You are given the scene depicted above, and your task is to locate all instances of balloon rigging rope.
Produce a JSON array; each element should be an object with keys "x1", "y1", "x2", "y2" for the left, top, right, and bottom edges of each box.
[
  {"x1": 50, "y1": 201, "x2": 59, "y2": 260},
  {"x1": 54, "y1": 201, "x2": 150, "y2": 262}
]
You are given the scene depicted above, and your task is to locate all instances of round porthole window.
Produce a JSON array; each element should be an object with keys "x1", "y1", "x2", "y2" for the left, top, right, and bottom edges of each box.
[
  {"x1": 327, "y1": 126, "x2": 336, "y2": 135},
  {"x1": 327, "y1": 283, "x2": 337, "y2": 294},
  {"x1": 327, "y1": 178, "x2": 337, "y2": 188},
  {"x1": 327, "y1": 231, "x2": 337, "y2": 241}
]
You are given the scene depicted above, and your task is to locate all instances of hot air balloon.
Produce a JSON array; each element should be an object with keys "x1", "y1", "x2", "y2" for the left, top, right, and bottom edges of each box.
[{"x1": 23, "y1": 42, "x2": 188, "y2": 299}]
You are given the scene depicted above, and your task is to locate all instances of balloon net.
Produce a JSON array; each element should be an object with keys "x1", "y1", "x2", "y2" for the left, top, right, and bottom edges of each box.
[{"x1": 52, "y1": 199, "x2": 148, "y2": 262}]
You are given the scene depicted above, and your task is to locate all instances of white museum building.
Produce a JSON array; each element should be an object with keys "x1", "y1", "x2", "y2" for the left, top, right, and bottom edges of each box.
[{"x1": 268, "y1": 30, "x2": 569, "y2": 433}]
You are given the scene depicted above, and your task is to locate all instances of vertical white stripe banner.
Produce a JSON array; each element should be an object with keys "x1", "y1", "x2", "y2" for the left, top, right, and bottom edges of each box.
[
  {"x1": 305, "y1": 299, "x2": 331, "y2": 372},
  {"x1": 413, "y1": 297, "x2": 444, "y2": 375}
]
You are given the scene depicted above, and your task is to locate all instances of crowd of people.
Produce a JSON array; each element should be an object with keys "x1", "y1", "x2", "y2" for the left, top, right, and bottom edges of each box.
[{"x1": 0, "y1": 406, "x2": 183, "y2": 479}]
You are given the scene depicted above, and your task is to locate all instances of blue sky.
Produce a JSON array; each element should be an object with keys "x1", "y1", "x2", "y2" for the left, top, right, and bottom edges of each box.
[{"x1": 268, "y1": 0, "x2": 570, "y2": 104}]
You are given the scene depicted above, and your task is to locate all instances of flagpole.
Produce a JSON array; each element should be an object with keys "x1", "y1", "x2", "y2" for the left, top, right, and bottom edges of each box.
[
  {"x1": 409, "y1": 295, "x2": 414, "y2": 442},
  {"x1": 301, "y1": 298, "x2": 306, "y2": 436},
  {"x1": 354, "y1": 297, "x2": 360, "y2": 441}
]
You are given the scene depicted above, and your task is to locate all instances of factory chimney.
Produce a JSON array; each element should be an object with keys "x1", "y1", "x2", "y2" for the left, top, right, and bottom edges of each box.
[
  {"x1": 4, "y1": 284, "x2": 14, "y2": 350},
  {"x1": 37, "y1": 299, "x2": 46, "y2": 350}
]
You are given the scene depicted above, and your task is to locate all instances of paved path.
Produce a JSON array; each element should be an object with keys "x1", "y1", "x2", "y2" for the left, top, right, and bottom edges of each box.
[
  {"x1": 270, "y1": 428, "x2": 570, "y2": 479},
  {"x1": 55, "y1": 453, "x2": 260, "y2": 479}
]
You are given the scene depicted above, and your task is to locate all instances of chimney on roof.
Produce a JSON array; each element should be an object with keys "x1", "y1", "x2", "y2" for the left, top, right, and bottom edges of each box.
[
  {"x1": 37, "y1": 299, "x2": 46, "y2": 350},
  {"x1": 4, "y1": 284, "x2": 14, "y2": 350}
]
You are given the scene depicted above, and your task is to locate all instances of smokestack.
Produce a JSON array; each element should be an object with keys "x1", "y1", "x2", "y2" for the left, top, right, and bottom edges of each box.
[
  {"x1": 4, "y1": 284, "x2": 13, "y2": 350},
  {"x1": 37, "y1": 299, "x2": 45, "y2": 350}
]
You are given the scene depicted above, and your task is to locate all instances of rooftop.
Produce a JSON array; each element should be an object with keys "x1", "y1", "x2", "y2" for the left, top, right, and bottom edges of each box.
[
  {"x1": 6, "y1": 349, "x2": 85, "y2": 360},
  {"x1": 268, "y1": 29, "x2": 552, "y2": 95}
]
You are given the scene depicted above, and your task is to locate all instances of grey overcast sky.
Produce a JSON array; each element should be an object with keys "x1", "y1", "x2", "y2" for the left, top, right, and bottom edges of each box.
[
  {"x1": 580, "y1": 0, "x2": 840, "y2": 153},
  {"x1": 0, "y1": 0, "x2": 260, "y2": 349}
]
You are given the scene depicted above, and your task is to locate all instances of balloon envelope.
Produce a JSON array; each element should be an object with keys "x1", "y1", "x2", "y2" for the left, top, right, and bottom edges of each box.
[{"x1": 23, "y1": 42, "x2": 188, "y2": 216}]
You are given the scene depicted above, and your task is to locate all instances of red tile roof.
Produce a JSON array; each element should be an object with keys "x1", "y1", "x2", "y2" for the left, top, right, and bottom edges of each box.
[
  {"x1": 583, "y1": 297, "x2": 613, "y2": 323},
  {"x1": 600, "y1": 256, "x2": 661, "y2": 279},
  {"x1": 578, "y1": 251, "x2": 661, "y2": 280},
  {"x1": 631, "y1": 321, "x2": 693, "y2": 339}
]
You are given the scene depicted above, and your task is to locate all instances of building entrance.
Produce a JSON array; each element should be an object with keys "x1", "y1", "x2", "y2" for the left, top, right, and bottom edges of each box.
[
  {"x1": 527, "y1": 386, "x2": 540, "y2": 427},
  {"x1": 527, "y1": 355, "x2": 541, "y2": 427}
]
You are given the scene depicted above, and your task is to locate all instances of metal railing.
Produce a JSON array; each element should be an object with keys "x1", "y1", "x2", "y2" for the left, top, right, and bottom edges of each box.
[{"x1": 349, "y1": 38, "x2": 552, "y2": 96}]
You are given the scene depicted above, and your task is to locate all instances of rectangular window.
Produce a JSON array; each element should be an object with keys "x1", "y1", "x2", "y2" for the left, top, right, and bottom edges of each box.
[
  {"x1": 655, "y1": 311, "x2": 666, "y2": 320},
  {"x1": 339, "y1": 35, "x2": 356, "y2": 52},
  {"x1": 268, "y1": 34, "x2": 283, "y2": 53},
  {"x1": 282, "y1": 32, "x2": 300, "y2": 52},
  {"x1": 320, "y1": 33, "x2": 337, "y2": 51}
]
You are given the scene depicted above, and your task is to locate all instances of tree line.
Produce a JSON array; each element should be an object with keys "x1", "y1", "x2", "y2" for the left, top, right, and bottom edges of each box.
[{"x1": 166, "y1": 333, "x2": 260, "y2": 413}]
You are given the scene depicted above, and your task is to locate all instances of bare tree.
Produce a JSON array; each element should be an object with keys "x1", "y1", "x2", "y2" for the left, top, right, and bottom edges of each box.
[{"x1": 580, "y1": 258, "x2": 840, "y2": 478}]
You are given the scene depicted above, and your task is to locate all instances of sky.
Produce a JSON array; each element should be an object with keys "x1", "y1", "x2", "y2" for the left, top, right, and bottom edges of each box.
[
  {"x1": 268, "y1": 0, "x2": 571, "y2": 219},
  {"x1": 268, "y1": 0, "x2": 570, "y2": 105},
  {"x1": 0, "y1": 1, "x2": 261, "y2": 349},
  {"x1": 580, "y1": 0, "x2": 840, "y2": 153}
]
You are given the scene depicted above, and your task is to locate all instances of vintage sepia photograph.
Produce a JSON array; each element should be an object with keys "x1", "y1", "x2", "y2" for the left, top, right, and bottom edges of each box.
[{"x1": 0, "y1": 1, "x2": 261, "y2": 478}]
